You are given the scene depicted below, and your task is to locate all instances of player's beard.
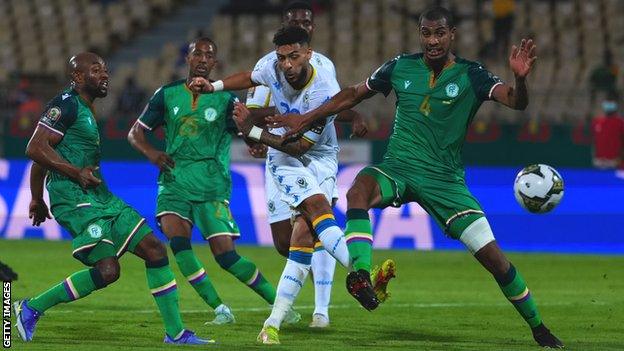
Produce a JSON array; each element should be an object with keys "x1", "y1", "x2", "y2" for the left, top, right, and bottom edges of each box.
[
  {"x1": 287, "y1": 65, "x2": 309, "y2": 88},
  {"x1": 87, "y1": 81, "x2": 108, "y2": 98}
]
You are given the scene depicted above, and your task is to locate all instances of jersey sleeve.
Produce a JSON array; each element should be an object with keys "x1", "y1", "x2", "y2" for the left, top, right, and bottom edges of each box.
[
  {"x1": 365, "y1": 56, "x2": 399, "y2": 97},
  {"x1": 38, "y1": 94, "x2": 78, "y2": 136},
  {"x1": 467, "y1": 63, "x2": 503, "y2": 102},
  {"x1": 246, "y1": 85, "x2": 273, "y2": 108},
  {"x1": 225, "y1": 93, "x2": 240, "y2": 134},
  {"x1": 250, "y1": 56, "x2": 274, "y2": 87},
  {"x1": 137, "y1": 87, "x2": 166, "y2": 130}
]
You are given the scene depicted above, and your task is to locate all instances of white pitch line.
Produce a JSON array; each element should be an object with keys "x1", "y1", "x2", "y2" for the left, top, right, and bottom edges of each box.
[{"x1": 46, "y1": 301, "x2": 599, "y2": 315}]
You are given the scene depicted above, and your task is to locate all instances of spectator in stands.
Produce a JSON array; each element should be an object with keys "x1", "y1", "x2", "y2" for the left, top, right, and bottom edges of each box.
[
  {"x1": 9, "y1": 79, "x2": 43, "y2": 138},
  {"x1": 491, "y1": 0, "x2": 515, "y2": 59},
  {"x1": 590, "y1": 49, "x2": 619, "y2": 104},
  {"x1": 115, "y1": 77, "x2": 146, "y2": 117},
  {"x1": 591, "y1": 94, "x2": 624, "y2": 169}
]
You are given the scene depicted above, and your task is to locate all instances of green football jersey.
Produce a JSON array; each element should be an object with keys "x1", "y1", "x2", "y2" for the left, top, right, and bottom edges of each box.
[
  {"x1": 38, "y1": 88, "x2": 112, "y2": 209},
  {"x1": 138, "y1": 79, "x2": 238, "y2": 202},
  {"x1": 367, "y1": 54, "x2": 502, "y2": 180}
]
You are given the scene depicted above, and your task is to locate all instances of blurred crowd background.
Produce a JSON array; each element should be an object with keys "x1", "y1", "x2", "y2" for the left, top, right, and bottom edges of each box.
[{"x1": 0, "y1": 0, "x2": 622, "y2": 168}]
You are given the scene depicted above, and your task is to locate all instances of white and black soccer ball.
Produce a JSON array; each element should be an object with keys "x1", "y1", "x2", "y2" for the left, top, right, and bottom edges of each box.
[{"x1": 513, "y1": 164, "x2": 564, "y2": 214}]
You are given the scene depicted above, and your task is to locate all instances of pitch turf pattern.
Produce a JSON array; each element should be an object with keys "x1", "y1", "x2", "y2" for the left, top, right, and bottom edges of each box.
[{"x1": 2, "y1": 240, "x2": 623, "y2": 350}]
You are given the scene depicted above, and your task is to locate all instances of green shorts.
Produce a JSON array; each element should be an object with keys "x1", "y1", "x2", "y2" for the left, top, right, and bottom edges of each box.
[
  {"x1": 53, "y1": 195, "x2": 152, "y2": 266},
  {"x1": 156, "y1": 194, "x2": 240, "y2": 240},
  {"x1": 359, "y1": 161, "x2": 485, "y2": 239}
]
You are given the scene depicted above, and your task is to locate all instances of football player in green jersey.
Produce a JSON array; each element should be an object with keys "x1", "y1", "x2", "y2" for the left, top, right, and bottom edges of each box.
[
  {"x1": 18, "y1": 52, "x2": 213, "y2": 344},
  {"x1": 128, "y1": 38, "x2": 296, "y2": 325},
  {"x1": 267, "y1": 6, "x2": 563, "y2": 349}
]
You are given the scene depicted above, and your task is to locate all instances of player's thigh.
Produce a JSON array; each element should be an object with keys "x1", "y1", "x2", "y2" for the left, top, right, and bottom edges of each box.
[
  {"x1": 132, "y1": 234, "x2": 168, "y2": 262},
  {"x1": 110, "y1": 199, "x2": 154, "y2": 258},
  {"x1": 357, "y1": 163, "x2": 408, "y2": 209},
  {"x1": 409, "y1": 178, "x2": 486, "y2": 239},
  {"x1": 273, "y1": 165, "x2": 326, "y2": 213},
  {"x1": 156, "y1": 194, "x2": 194, "y2": 238},
  {"x1": 192, "y1": 200, "x2": 240, "y2": 242},
  {"x1": 54, "y1": 205, "x2": 117, "y2": 266},
  {"x1": 266, "y1": 163, "x2": 292, "y2": 224}
]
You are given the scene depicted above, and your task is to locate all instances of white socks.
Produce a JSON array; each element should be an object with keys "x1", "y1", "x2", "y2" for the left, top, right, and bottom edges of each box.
[
  {"x1": 311, "y1": 249, "x2": 335, "y2": 318},
  {"x1": 264, "y1": 259, "x2": 311, "y2": 329}
]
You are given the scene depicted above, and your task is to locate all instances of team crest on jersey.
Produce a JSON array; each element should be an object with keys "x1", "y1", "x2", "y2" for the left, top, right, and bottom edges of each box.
[
  {"x1": 445, "y1": 83, "x2": 459, "y2": 98},
  {"x1": 87, "y1": 224, "x2": 103, "y2": 239},
  {"x1": 204, "y1": 108, "x2": 217, "y2": 122},
  {"x1": 43, "y1": 106, "x2": 62, "y2": 124},
  {"x1": 303, "y1": 92, "x2": 310, "y2": 110},
  {"x1": 268, "y1": 201, "x2": 276, "y2": 213},
  {"x1": 296, "y1": 177, "x2": 308, "y2": 189}
]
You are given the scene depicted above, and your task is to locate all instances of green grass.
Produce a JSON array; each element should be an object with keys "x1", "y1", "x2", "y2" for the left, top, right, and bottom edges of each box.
[{"x1": 2, "y1": 240, "x2": 623, "y2": 350}]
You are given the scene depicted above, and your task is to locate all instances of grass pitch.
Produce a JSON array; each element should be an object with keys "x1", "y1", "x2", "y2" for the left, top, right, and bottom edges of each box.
[{"x1": 2, "y1": 240, "x2": 623, "y2": 350}]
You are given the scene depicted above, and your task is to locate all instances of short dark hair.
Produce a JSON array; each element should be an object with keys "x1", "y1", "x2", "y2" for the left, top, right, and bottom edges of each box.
[
  {"x1": 283, "y1": 1, "x2": 313, "y2": 17},
  {"x1": 190, "y1": 37, "x2": 217, "y2": 53},
  {"x1": 419, "y1": 6, "x2": 455, "y2": 28},
  {"x1": 273, "y1": 26, "x2": 310, "y2": 47}
]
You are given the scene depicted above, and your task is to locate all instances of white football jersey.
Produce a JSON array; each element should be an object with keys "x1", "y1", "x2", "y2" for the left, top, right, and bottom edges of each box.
[
  {"x1": 250, "y1": 51, "x2": 340, "y2": 167},
  {"x1": 246, "y1": 50, "x2": 336, "y2": 108}
]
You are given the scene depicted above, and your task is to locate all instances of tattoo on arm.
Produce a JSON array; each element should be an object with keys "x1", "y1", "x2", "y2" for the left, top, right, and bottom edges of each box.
[{"x1": 258, "y1": 130, "x2": 311, "y2": 157}]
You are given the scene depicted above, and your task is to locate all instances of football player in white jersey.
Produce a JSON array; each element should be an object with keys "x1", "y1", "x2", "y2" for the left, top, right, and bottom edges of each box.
[
  {"x1": 245, "y1": 0, "x2": 368, "y2": 330},
  {"x1": 189, "y1": 26, "x2": 381, "y2": 344}
]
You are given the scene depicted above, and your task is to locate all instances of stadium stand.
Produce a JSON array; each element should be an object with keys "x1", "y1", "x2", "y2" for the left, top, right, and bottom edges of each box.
[{"x1": 0, "y1": 0, "x2": 622, "y2": 128}]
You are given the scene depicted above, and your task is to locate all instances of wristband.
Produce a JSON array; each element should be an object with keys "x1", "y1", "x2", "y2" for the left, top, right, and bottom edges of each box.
[
  {"x1": 212, "y1": 80, "x2": 224, "y2": 91},
  {"x1": 248, "y1": 126, "x2": 263, "y2": 141}
]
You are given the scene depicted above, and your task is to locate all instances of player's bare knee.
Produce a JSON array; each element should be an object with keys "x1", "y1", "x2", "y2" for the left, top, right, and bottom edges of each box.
[
  {"x1": 137, "y1": 234, "x2": 168, "y2": 262},
  {"x1": 299, "y1": 194, "x2": 332, "y2": 219},
  {"x1": 96, "y1": 258, "x2": 121, "y2": 285},
  {"x1": 346, "y1": 185, "x2": 369, "y2": 208}
]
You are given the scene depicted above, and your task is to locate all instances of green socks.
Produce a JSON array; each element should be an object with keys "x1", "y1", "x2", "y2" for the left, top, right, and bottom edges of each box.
[
  {"x1": 215, "y1": 250, "x2": 276, "y2": 304},
  {"x1": 170, "y1": 237, "x2": 223, "y2": 309},
  {"x1": 496, "y1": 264, "x2": 543, "y2": 328},
  {"x1": 28, "y1": 268, "x2": 106, "y2": 313},
  {"x1": 345, "y1": 208, "x2": 373, "y2": 272},
  {"x1": 146, "y1": 257, "x2": 184, "y2": 338}
]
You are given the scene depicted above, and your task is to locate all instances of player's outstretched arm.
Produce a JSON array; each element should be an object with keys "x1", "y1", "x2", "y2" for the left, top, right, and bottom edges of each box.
[
  {"x1": 29, "y1": 162, "x2": 51, "y2": 226},
  {"x1": 492, "y1": 38, "x2": 537, "y2": 110},
  {"x1": 267, "y1": 81, "x2": 376, "y2": 140},
  {"x1": 127, "y1": 122, "x2": 175, "y2": 172},
  {"x1": 233, "y1": 102, "x2": 313, "y2": 157},
  {"x1": 26, "y1": 126, "x2": 101, "y2": 189},
  {"x1": 189, "y1": 71, "x2": 258, "y2": 93}
]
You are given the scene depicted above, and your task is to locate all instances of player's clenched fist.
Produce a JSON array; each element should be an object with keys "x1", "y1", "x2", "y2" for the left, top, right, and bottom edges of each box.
[{"x1": 188, "y1": 76, "x2": 214, "y2": 93}]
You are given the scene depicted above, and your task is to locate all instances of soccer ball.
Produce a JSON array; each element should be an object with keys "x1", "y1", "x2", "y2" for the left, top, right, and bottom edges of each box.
[{"x1": 513, "y1": 164, "x2": 564, "y2": 214}]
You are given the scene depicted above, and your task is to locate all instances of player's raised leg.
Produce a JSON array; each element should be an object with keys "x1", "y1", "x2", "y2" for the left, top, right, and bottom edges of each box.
[
  {"x1": 258, "y1": 217, "x2": 314, "y2": 344},
  {"x1": 452, "y1": 214, "x2": 564, "y2": 348},
  {"x1": 159, "y1": 213, "x2": 232, "y2": 325},
  {"x1": 299, "y1": 194, "x2": 379, "y2": 310},
  {"x1": 132, "y1": 233, "x2": 214, "y2": 345},
  {"x1": 345, "y1": 172, "x2": 396, "y2": 303}
]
